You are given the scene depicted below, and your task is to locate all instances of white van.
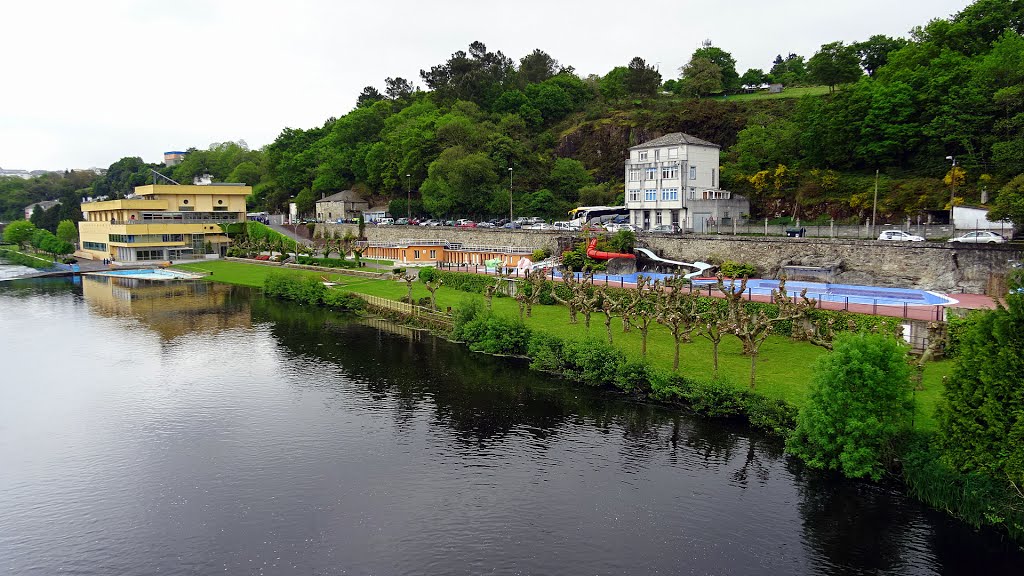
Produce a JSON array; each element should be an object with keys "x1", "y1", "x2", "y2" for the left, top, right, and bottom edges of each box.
[
  {"x1": 553, "y1": 221, "x2": 576, "y2": 231},
  {"x1": 375, "y1": 217, "x2": 394, "y2": 226}
]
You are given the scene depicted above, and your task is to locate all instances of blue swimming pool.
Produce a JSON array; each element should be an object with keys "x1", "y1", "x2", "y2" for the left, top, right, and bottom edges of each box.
[{"x1": 552, "y1": 271, "x2": 957, "y2": 307}]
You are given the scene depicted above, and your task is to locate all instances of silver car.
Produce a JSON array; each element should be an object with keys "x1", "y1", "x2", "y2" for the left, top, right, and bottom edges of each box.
[
  {"x1": 947, "y1": 231, "x2": 1006, "y2": 244},
  {"x1": 878, "y1": 230, "x2": 924, "y2": 242}
]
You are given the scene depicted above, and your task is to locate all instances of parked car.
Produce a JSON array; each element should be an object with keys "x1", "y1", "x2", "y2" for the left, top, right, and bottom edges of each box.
[
  {"x1": 947, "y1": 231, "x2": 1007, "y2": 244},
  {"x1": 605, "y1": 223, "x2": 638, "y2": 233},
  {"x1": 649, "y1": 224, "x2": 681, "y2": 234},
  {"x1": 878, "y1": 230, "x2": 924, "y2": 242},
  {"x1": 529, "y1": 223, "x2": 555, "y2": 230},
  {"x1": 476, "y1": 221, "x2": 495, "y2": 228},
  {"x1": 552, "y1": 221, "x2": 578, "y2": 231},
  {"x1": 503, "y1": 222, "x2": 522, "y2": 229},
  {"x1": 375, "y1": 217, "x2": 394, "y2": 226},
  {"x1": 419, "y1": 219, "x2": 439, "y2": 227},
  {"x1": 394, "y1": 218, "x2": 409, "y2": 225},
  {"x1": 455, "y1": 219, "x2": 477, "y2": 228}
]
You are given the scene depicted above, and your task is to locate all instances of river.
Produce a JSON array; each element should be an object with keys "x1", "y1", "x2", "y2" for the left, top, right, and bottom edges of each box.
[{"x1": 0, "y1": 276, "x2": 1020, "y2": 575}]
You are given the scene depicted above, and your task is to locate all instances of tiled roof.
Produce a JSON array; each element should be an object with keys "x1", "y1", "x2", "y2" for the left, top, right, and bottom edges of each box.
[
  {"x1": 317, "y1": 190, "x2": 367, "y2": 203},
  {"x1": 631, "y1": 132, "x2": 719, "y2": 149}
]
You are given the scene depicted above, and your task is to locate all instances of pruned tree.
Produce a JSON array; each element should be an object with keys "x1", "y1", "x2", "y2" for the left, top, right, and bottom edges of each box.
[
  {"x1": 627, "y1": 276, "x2": 658, "y2": 357},
  {"x1": 551, "y1": 268, "x2": 581, "y2": 324},
  {"x1": 697, "y1": 300, "x2": 729, "y2": 375},
  {"x1": 400, "y1": 273, "x2": 417, "y2": 306},
  {"x1": 655, "y1": 277, "x2": 702, "y2": 371},
  {"x1": 596, "y1": 288, "x2": 618, "y2": 344},
  {"x1": 424, "y1": 278, "x2": 444, "y2": 310}
]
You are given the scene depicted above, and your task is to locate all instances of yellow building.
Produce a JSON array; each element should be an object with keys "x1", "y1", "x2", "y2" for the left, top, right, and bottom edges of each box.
[{"x1": 78, "y1": 183, "x2": 250, "y2": 262}]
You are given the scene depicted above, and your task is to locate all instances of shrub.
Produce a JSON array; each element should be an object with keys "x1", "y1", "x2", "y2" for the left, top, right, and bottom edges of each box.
[
  {"x1": 786, "y1": 332, "x2": 913, "y2": 481},
  {"x1": 323, "y1": 291, "x2": 366, "y2": 311},
  {"x1": 451, "y1": 300, "x2": 531, "y2": 355},
  {"x1": 296, "y1": 256, "x2": 359, "y2": 269},
  {"x1": 685, "y1": 378, "x2": 745, "y2": 418},
  {"x1": 263, "y1": 272, "x2": 326, "y2": 306},
  {"x1": 720, "y1": 260, "x2": 757, "y2": 278},
  {"x1": 615, "y1": 360, "x2": 652, "y2": 395},
  {"x1": 739, "y1": 393, "x2": 798, "y2": 436},
  {"x1": 560, "y1": 337, "x2": 625, "y2": 387},
  {"x1": 528, "y1": 332, "x2": 567, "y2": 373},
  {"x1": 418, "y1": 267, "x2": 436, "y2": 282},
  {"x1": 647, "y1": 369, "x2": 693, "y2": 402},
  {"x1": 943, "y1": 310, "x2": 981, "y2": 357}
]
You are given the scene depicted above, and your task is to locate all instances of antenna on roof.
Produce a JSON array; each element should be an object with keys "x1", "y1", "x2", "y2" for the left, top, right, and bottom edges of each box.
[
  {"x1": 701, "y1": 39, "x2": 712, "y2": 48},
  {"x1": 151, "y1": 169, "x2": 180, "y2": 185}
]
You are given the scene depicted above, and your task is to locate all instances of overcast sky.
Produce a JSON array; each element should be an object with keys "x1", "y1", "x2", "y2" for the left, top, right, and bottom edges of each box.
[{"x1": 1, "y1": 0, "x2": 972, "y2": 171}]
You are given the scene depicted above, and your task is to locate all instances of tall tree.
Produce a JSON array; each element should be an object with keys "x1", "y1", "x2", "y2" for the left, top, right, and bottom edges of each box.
[
  {"x1": 384, "y1": 77, "x2": 414, "y2": 100},
  {"x1": 356, "y1": 86, "x2": 385, "y2": 108},
  {"x1": 807, "y1": 42, "x2": 863, "y2": 92},
  {"x1": 679, "y1": 57, "x2": 723, "y2": 98},
  {"x1": 518, "y1": 49, "x2": 559, "y2": 85},
  {"x1": 692, "y1": 45, "x2": 739, "y2": 92},
  {"x1": 854, "y1": 34, "x2": 908, "y2": 77},
  {"x1": 625, "y1": 57, "x2": 662, "y2": 97}
]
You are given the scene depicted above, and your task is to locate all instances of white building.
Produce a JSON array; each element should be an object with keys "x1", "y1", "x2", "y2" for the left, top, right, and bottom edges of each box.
[
  {"x1": 624, "y1": 132, "x2": 749, "y2": 232},
  {"x1": 953, "y1": 205, "x2": 1014, "y2": 234}
]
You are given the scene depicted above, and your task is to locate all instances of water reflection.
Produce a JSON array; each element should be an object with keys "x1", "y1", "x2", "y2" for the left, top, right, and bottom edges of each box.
[{"x1": 1, "y1": 278, "x2": 1021, "y2": 575}]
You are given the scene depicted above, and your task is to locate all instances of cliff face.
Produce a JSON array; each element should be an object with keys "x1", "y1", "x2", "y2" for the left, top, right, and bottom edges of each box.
[{"x1": 554, "y1": 99, "x2": 778, "y2": 183}]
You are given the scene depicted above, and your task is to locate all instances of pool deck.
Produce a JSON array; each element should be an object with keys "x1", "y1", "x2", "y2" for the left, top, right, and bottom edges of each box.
[{"x1": 443, "y1": 264, "x2": 999, "y2": 322}]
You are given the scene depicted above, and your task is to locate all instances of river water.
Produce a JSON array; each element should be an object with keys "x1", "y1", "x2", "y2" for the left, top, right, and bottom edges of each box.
[{"x1": 0, "y1": 276, "x2": 1020, "y2": 575}]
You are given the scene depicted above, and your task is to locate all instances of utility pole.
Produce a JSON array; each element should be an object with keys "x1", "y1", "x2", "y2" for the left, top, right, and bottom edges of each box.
[
  {"x1": 946, "y1": 156, "x2": 956, "y2": 231},
  {"x1": 871, "y1": 169, "x2": 879, "y2": 235},
  {"x1": 508, "y1": 167, "x2": 513, "y2": 224},
  {"x1": 406, "y1": 174, "x2": 411, "y2": 221}
]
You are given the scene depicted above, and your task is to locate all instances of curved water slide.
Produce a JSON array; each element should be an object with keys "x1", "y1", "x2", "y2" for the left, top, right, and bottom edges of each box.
[
  {"x1": 634, "y1": 247, "x2": 715, "y2": 280},
  {"x1": 586, "y1": 238, "x2": 636, "y2": 260}
]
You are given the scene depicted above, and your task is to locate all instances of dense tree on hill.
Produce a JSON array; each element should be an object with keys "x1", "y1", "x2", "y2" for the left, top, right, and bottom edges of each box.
[
  {"x1": 989, "y1": 174, "x2": 1024, "y2": 230},
  {"x1": 807, "y1": 42, "x2": 863, "y2": 92},
  {"x1": 384, "y1": 77, "x2": 414, "y2": 101},
  {"x1": 518, "y1": 49, "x2": 559, "y2": 85},
  {"x1": 691, "y1": 46, "x2": 739, "y2": 92},
  {"x1": 420, "y1": 41, "x2": 515, "y2": 108},
  {"x1": 769, "y1": 53, "x2": 807, "y2": 86},
  {"x1": 739, "y1": 68, "x2": 768, "y2": 88},
  {"x1": 854, "y1": 35, "x2": 908, "y2": 76},
  {"x1": 679, "y1": 57, "x2": 723, "y2": 98},
  {"x1": 625, "y1": 57, "x2": 661, "y2": 97},
  {"x1": 356, "y1": 86, "x2": 385, "y2": 108}
]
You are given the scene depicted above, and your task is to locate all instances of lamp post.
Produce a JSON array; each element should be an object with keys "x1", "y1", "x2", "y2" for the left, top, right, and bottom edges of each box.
[
  {"x1": 508, "y1": 167, "x2": 513, "y2": 225},
  {"x1": 406, "y1": 173, "x2": 411, "y2": 221},
  {"x1": 946, "y1": 156, "x2": 956, "y2": 231}
]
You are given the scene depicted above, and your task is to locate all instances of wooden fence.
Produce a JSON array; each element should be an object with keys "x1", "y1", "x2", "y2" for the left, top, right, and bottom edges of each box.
[{"x1": 350, "y1": 292, "x2": 453, "y2": 330}]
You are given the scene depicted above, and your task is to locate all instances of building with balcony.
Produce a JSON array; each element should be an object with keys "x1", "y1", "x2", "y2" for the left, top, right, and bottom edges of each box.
[
  {"x1": 624, "y1": 133, "x2": 749, "y2": 233},
  {"x1": 77, "y1": 182, "x2": 250, "y2": 262}
]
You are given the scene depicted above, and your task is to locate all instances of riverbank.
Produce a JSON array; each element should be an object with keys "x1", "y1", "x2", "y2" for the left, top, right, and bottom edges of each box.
[{"x1": 174, "y1": 259, "x2": 950, "y2": 430}]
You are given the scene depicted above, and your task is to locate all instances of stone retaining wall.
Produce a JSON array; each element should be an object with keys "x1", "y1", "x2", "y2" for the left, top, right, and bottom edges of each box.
[{"x1": 316, "y1": 224, "x2": 1021, "y2": 293}]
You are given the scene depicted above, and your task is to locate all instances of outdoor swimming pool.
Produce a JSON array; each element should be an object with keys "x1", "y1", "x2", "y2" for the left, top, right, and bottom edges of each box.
[
  {"x1": 552, "y1": 270, "x2": 957, "y2": 307},
  {"x1": 87, "y1": 269, "x2": 203, "y2": 281}
]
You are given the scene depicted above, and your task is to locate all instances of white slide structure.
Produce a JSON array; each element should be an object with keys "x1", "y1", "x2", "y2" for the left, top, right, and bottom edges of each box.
[{"x1": 634, "y1": 248, "x2": 715, "y2": 279}]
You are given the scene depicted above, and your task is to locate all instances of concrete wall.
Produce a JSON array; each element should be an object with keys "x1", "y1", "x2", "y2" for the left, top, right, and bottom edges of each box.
[{"x1": 317, "y1": 224, "x2": 1022, "y2": 293}]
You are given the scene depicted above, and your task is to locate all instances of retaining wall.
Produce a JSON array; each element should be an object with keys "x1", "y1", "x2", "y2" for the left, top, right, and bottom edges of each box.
[{"x1": 317, "y1": 224, "x2": 1021, "y2": 293}]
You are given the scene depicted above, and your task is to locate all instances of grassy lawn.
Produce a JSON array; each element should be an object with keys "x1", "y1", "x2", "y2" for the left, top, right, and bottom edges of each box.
[
  {"x1": 714, "y1": 85, "x2": 831, "y2": 101},
  {"x1": 174, "y1": 260, "x2": 950, "y2": 431}
]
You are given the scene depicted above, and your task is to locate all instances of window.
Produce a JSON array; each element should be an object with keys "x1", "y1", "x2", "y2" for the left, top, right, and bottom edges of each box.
[
  {"x1": 161, "y1": 234, "x2": 184, "y2": 242},
  {"x1": 179, "y1": 206, "x2": 194, "y2": 211},
  {"x1": 668, "y1": 148, "x2": 678, "y2": 159},
  {"x1": 213, "y1": 206, "x2": 228, "y2": 211},
  {"x1": 429, "y1": 249, "x2": 437, "y2": 259},
  {"x1": 689, "y1": 166, "x2": 697, "y2": 180},
  {"x1": 688, "y1": 188, "x2": 697, "y2": 199},
  {"x1": 712, "y1": 169, "x2": 716, "y2": 187},
  {"x1": 644, "y1": 189, "x2": 657, "y2": 202},
  {"x1": 628, "y1": 190, "x2": 640, "y2": 202},
  {"x1": 661, "y1": 164, "x2": 678, "y2": 179},
  {"x1": 135, "y1": 249, "x2": 164, "y2": 261},
  {"x1": 413, "y1": 250, "x2": 420, "y2": 259},
  {"x1": 645, "y1": 167, "x2": 657, "y2": 180},
  {"x1": 655, "y1": 211, "x2": 662, "y2": 225},
  {"x1": 661, "y1": 188, "x2": 678, "y2": 201},
  {"x1": 654, "y1": 149, "x2": 660, "y2": 161},
  {"x1": 628, "y1": 169, "x2": 640, "y2": 181},
  {"x1": 638, "y1": 151, "x2": 648, "y2": 161},
  {"x1": 83, "y1": 241, "x2": 107, "y2": 251}
]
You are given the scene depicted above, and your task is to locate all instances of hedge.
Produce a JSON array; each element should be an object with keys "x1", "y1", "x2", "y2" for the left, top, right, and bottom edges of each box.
[
  {"x1": 297, "y1": 255, "x2": 359, "y2": 269},
  {"x1": 262, "y1": 271, "x2": 364, "y2": 311}
]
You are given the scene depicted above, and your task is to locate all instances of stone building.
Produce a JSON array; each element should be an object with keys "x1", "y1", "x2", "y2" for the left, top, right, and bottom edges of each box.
[
  {"x1": 624, "y1": 132, "x2": 749, "y2": 233},
  {"x1": 315, "y1": 190, "x2": 369, "y2": 222}
]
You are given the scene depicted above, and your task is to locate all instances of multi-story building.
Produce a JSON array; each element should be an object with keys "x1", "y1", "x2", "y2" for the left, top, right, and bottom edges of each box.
[
  {"x1": 624, "y1": 132, "x2": 749, "y2": 233},
  {"x1": 315, "y1": 190, "x2": 370, "y2": 222},
  {"x1": 78, "y1": 182, "x2": 250, "y2": 262},
  {"x1": 164, "y1": 151, "x2": 187, "y2": 166}
]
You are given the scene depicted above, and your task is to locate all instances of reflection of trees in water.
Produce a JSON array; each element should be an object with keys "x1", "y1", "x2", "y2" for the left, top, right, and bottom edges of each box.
[
  {"x1": 794, "y1": 466, "x2": 929, "y2": 575},
  {"x1": 250, "y1": 296, "x2": 792, "y2": 482}
]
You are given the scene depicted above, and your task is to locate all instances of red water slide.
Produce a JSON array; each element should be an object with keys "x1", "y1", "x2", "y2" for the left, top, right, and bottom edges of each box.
[{"x1": 586, "y1": 238, "x2": 636, "y2": 260}]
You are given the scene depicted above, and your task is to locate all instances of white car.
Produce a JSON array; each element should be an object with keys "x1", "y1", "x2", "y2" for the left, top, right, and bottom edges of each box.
[
  {"x1": 606, "y1": 223, "x2": 638, "y2": 233},
  {"x1": 529, "y1": 223, "x2": 555, "y2": 230},
  {"x1": 878, "y1": 230, "x2": 924, "y2": 242},
  {"x1": 947, "y1": 231, "x2": 1007, "y2": 244}
]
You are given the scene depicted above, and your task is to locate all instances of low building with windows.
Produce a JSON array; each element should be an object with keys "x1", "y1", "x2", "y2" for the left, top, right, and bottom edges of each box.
[
  {"x1": 358, "y1": 239, "x2": 533, "y2": 267},
  {"x1": 624, "y1": 133, "x2": 749, "y2": 233},
  {"x1": 77, "y1": 182, "x2": 250, "y2": 262},
  {"x1": 316, "y1": 190, "x2": 370, "y2": 222}
]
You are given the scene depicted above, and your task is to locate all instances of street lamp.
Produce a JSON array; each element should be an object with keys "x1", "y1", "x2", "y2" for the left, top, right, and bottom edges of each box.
[
  {"x1": 508, "y1": 167, "x2": 513, "y2": 225},
  {"x1": 946, "y1": 156, "x2": 956, "y2": 230},
  {"x1": 406, "y1": 174, "x2": 411, "y2": 221}
]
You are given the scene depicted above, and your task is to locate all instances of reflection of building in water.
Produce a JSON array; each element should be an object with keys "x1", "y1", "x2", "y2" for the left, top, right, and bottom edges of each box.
[{"x1": 82, "y1": 276, "x2": 251, "y2": 340}]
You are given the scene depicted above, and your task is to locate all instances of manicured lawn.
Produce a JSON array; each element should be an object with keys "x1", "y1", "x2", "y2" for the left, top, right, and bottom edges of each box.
[
  {"x1": 714, "y1": 85, "x2": 831, "y2": 101},
  {"x1": 174, "y1": 260, "x2": 950, "y2": 431}
]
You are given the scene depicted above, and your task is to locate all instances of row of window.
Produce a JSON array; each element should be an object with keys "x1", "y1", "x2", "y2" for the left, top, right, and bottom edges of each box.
[
  {"x1": 628, "y1": 165, "x2": 696, "y2": 181},
  {"x1": 411, "y1": 249, "x2": 438, "y2": 259},
  {"x1": 142, "y1": 211, "x2": 241, "y2": 221},
  {"x1": 637, "y1": 148, "x2": 679, "y2": 161},
  {"x1": 109, "y1": 234, "x2": 185, "y2": 243},
  {"x1": 135, "y1": 249, "x2": 165, "y2": 261},
  {"x1": 627, "y1": 188, "x2": 731, "y2": 202},
  {"x1": 83, "y1": 241, "x2": 107, "y2": 251}
]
